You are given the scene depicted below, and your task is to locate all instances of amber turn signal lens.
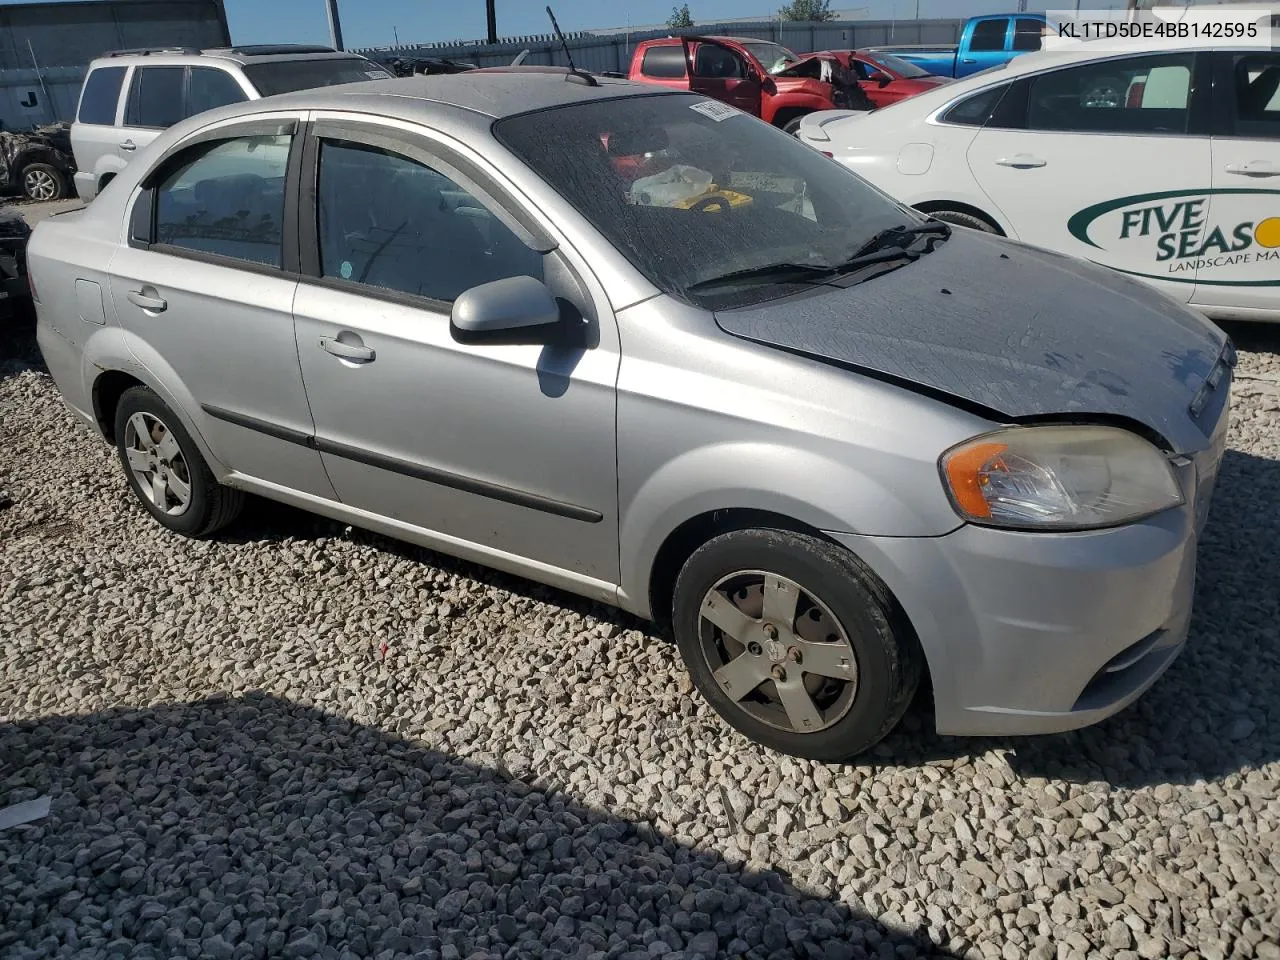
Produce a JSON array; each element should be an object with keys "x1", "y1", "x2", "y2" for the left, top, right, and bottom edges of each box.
[{"x1": 942, "y1": 441, "x2": 1008, "y2": 520}]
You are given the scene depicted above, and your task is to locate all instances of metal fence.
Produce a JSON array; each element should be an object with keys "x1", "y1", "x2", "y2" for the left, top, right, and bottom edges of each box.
[
  {"x1": 355, "y1": 18, "x2": 964, "y2": 75},
  {"x1": 0, "y1": 0, "x2": 229, "y2": 129}
]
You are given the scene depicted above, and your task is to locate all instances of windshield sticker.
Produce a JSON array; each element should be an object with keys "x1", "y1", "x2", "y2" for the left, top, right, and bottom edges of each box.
[
  {"x1": 689, "y1": 100, "x2": 740, "y2": 122},
  {"x1": 1068, "y1": 188, "x2": 1280, "y2": 286}
]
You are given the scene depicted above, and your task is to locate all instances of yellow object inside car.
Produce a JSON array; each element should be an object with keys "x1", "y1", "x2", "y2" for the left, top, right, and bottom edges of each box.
[{"x1": 670, "y1": 186, "x2": 755, "y2": 211}]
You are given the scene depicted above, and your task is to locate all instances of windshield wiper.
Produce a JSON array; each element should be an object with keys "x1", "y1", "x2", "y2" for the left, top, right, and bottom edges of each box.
[
  {"x1": 848, "y1": 221, "x2": 950, "y2": 260},
  {"x1": 685, "y1": 261, "x2": 838, "y2": 294}
]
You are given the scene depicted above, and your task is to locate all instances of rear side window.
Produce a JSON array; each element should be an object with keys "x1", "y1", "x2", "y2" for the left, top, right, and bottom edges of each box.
[
  {"x1": 1012, "y1": 19, "x2": 1043, "y2": 52},
  {"x1": 77, "y1": 66, "x2": 126, "y2": 125},
  {"x1": 1230, "y1": 53, "x2": 1280, "y2": 138},
  {"x1": 940, "y1": 85, "x2": 1007, "y2": 126},
  {"x1": 126, "y1": 66, "x2": 186, "y2": 129},
  {"x1": 641, "y1": 46, "x2": 687, "y2": 79},
  {"x1": 969, "y1": 19, "x2": 1009, "y2": 53},
  {"x1": 187, "y1": 68, "x2": 248, "y2": 118},
  {"x1": 153, "y1": 134, "x2": 292, "y2": 266},
  {"x1": 1027, "y1": 53, "x2": 1194, "y2": 135}
]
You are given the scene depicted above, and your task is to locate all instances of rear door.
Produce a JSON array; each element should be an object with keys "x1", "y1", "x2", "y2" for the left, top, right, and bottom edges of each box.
[
  {"x1": 960, "y1": 18, "x2": 1011, "y2": 78},
  {"x1": 107, "y1": 113, "x2": 332, "y2": 497},
  {"x1": 965, "y1": 52, "x2": 1212, "y2": 303},
  {"x1": 1194, "y1": 50, "x2": 1280, "y2": 319},
  {"x1": 71, "y1": 65, "x2": 130, "y2": 195},
  {"x1": 683, "y1": 39, "x2": 762, "y2": 116}
]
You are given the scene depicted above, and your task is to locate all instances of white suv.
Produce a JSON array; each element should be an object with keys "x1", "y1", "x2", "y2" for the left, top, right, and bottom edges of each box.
[{"x1": 71, "y1": 44, "x2": 392, "y2": 200}]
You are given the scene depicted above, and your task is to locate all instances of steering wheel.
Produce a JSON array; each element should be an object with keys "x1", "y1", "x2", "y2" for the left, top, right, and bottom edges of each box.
[{"x1": 692, "y1": 194, "x2": 733, "y2": 214}]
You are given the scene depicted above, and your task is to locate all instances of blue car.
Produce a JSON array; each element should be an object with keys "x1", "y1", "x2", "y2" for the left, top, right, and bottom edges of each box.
[{"x1": 869, "y1": 13, "x2": 1047, "y2": 79}]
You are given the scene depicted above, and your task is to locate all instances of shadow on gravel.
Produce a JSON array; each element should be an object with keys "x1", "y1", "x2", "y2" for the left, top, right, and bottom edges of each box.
[
  {"x1": 0, "y1": 694, "x2": 960, "y2": 960},
  {"x1": 870, "y1": 447, "x2": 1280, "y2": 790},
  {"x1": 0, "y1": 308, "x2": 45, "y2": 382}
]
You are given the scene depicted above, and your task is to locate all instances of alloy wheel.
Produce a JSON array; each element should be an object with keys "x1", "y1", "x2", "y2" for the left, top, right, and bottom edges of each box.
[
  {"x1": 697, "y1": 570, "x2": 859, "y2": 734},
  {"x1": 23, "y1": 168, "x2": 57, "y2": 201},
  {"x1": 122, "y1": 412, "x2": 192, "y2": 516}
]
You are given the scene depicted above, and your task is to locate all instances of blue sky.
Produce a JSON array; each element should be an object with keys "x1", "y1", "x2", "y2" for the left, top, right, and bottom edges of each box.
[{"x1": 2, "y1": 0, "x2": 1056, "y2": 50}]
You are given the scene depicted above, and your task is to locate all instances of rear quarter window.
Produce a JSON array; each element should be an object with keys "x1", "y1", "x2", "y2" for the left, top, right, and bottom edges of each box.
[
  {"x1": 77, "y1": 66, "x2": 127, "y2": 125},
  {"x1": 641, "y1": 46, "x2": 688, "y2": 79}
]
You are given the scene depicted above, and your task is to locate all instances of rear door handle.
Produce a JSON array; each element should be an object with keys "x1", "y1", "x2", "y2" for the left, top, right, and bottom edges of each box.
[
  {"x1": 319, "y1": 336, "x2": 375, "y2": 363},
  {"x1": 126, "y1": 288, "x2": 167, "y2": 312},
  {"x1": 995, "y1": 154, "x2": 1047, "y2": 169},
  {"x1": 961, "y1": 58, "x2": 977, "y2": 64},
  {"x1": 120, "y1": 139, "x2": 136, "y2": 152},
  {"x1": 1224, "y1": 161, "x2": 1280, "y2": 177}
]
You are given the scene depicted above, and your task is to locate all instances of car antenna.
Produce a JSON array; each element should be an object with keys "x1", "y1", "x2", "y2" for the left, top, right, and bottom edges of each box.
[{"x1": 546, "y1": 5, "x2": 597, "y2": 86}]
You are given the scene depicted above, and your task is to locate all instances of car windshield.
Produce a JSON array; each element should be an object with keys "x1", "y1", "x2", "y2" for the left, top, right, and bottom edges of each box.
[
  {"x1": 865, "y1": 53, "x2": 932, "y2": 79},
  {"x1": 740, "y1": 42, "x2": 801, "y2": 75},
  {"x1": 494, "y1": 93, "x2": 924, "y2": 308},
  {"x1": 241, "y1": 58, "x2": 393, "y2": 97}
]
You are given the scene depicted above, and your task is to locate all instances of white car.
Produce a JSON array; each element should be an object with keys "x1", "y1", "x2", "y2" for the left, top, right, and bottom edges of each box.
[{"x1": 799, "y1": 41, "x2": 1280, "y2": 323}]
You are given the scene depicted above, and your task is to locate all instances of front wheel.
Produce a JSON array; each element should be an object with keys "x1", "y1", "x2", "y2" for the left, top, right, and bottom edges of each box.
[
  {"x1": 113, "y1": 386, "x2": 244, "y2": 538},
  {"x1": 923, "y1": 208, "x2": 998, "y2": 233},
  {"x1": 672, "y1": 528, "x2": 922, "y2": 761},
  {"x1": 782, "y1": 115, "x2": 808, "y2": 136}
]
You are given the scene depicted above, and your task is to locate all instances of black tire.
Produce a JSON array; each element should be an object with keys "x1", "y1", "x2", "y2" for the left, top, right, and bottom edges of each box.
[
  {"x1": 782, "y1": 115, "x2": 808, "y2": 136},
  {"x1": 113, "y1": 386, "x2": 244, "y2": 538},
  {"x1": 672, "y1": 528, "x2": 922, "y2": 761},
  {"x1": 21, "y1": 162, "x2": 67, "y2": 202},
  {"x1": 925, "y1": 208, "x2": 998, "y2": 234}
]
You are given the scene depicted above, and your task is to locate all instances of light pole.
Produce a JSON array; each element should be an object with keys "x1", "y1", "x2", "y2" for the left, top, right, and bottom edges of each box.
[{"x1": 324, "y1": 0, "x2": 344, "y2": 50}]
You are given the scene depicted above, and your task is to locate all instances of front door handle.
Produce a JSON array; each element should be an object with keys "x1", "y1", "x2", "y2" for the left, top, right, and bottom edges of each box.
[
  {"x1": 120, "y1": 139, "x2": 136, "y2": 152},
  {"x1": 995, "y1": 154, "x2": 1047, "y2": 169},
  {"x1": 319, "y1": 336, "x2": 375, "y2": 363},
  {"x1": 126, "y1": 288, "x2": 167, "y2": 312},
  {"x1": 1224, "y1": 161, "x2": 1280, "y2": 178}
]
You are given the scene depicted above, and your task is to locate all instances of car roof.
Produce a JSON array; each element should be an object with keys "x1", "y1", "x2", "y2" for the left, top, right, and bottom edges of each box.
[
  {"x1": 206, "y1": 71, "x2": 679, "y2": 121},
  {"x1": 89, "y1": 46, "x2": 368, "y2": 68}
]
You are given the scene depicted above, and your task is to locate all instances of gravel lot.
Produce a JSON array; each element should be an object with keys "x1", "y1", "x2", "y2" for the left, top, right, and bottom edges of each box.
[{"x1": 2, "y1": 263, "x2": 1279, "y2": 959}]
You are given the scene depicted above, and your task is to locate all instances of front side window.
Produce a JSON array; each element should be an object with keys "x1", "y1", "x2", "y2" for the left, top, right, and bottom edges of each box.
[
  {"x1": 78, "y1": 66, "x2": 126, "y2": 125},
  {"x1": 316, "y1": 140, "x2": 543, "y2": 303},
  {"x1": 187, "y1": 68, "x2": 249, "y2": 118},
  {"x1": 1012, "y1": 19, "x2": 1044, "y2": 52},
  {"x1": 1027, "y1": 54, "x2": 1194, "y2": 134},
  {"x1": 241, "y1": 58, "x2": 392, "y2": 97},
  {"x1": 495, "y1": 94, "x2": 920, "y2": 309},
  {"x1": 125, "y1": 66, "x2": 186, "y2": 128},
  {"x1": 153, "y1": 134, "x2": 291, "y2": 266},
  {"x1": 1230, "y1": 53, "x2": 1280, "y2": 138},
  {"x1": 969, "y1": 19, "x2": 1009, "y2": 53},
  {"x1": 694, "y1": 44, "x2": 746, "y2": 80},
  {"x1": 641, "y1": 46, "x2": 687, "y2": 79}
]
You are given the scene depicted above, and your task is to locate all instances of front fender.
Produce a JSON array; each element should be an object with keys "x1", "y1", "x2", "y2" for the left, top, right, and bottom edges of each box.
[
  {"x1": 83, "y1": 326, "x2": 231, "y2": 479},
  {"x1": 618, "y1": 442, "x2": 961, "y2": 618}
]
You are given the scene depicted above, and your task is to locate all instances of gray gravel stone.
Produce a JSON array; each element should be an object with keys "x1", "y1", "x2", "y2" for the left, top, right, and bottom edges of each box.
[{"x1": 2, "y1": 307, "x2": 1279, "y2": 960}]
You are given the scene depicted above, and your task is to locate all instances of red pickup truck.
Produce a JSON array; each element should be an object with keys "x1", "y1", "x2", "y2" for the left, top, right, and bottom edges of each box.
[{"x1": 627, "y1": 36, "x2": 866, "y2": 134}]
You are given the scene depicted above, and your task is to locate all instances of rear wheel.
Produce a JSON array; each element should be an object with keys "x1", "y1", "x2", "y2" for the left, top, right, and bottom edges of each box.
[
  {"x1": 924, "y1": 208, "x2": 998, "y2": 233},
  {"x1": 672, "y1": 528, "x2": 922, "y2": 760},
  {"x1": 21, "y1": 163, "x2": 66, "y2": 201},
  {"x1": 113, "y1": 386, "x2": 244, "y2": 538}
]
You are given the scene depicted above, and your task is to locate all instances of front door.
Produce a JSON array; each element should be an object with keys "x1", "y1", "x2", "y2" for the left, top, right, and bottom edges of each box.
[
  {"x1": 966, "y1": 51, "x2": 1212, "y2": 303},
  {"x1": 1194, "y1": 50, "x2": 1280, "y2": 319},
  {"x1": 685, "y1": 39, "x2": 763, "y2": 116},
  {"x1": 291, "y1": 118, "x2": 620, "y2": 585},
  {"x1": 107, "y1": 115, "x2": 332, "y2": 498}
]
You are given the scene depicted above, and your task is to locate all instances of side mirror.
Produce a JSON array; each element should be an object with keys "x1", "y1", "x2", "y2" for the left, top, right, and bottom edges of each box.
[
  {"x1": 761, "y1": 76, "x2": 778, "y2": 95},
  {"x1": 450, "y1": 275, "x2": 561, "y2": 344},
  {"x1": 876, "y1": 75, "x2": 891, "y2": 88}
]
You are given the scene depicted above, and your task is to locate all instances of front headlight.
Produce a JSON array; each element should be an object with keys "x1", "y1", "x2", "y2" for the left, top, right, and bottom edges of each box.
[{"x1": 939, "y1": 425, "x2": 1184, "y2": 530}]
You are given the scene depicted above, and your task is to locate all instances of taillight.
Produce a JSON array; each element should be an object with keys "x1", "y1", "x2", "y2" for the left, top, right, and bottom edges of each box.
[{"x1": 821, "y1": 151, "x2": 834, "y2": 158}]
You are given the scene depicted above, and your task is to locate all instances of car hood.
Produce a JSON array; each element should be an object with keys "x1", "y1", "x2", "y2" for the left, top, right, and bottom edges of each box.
[{"x1": 714, "y1": 230, "x2": 1230, "y2": 454}]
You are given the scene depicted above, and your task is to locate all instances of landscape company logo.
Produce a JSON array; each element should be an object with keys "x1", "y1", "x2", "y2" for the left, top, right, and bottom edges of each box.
[{"x1": 1067, "y1": 188, "x2": 1280, "y2": 286}]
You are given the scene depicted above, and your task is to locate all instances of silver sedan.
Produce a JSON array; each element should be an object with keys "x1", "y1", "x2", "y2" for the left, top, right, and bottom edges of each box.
[{"x1": 28, "y1": 72, "x2": 1232, "y2": 760}]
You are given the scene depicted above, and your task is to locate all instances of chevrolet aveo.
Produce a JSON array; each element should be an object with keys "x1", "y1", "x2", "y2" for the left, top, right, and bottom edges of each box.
[{"x1": 30, "y1": 73, "x2": 1233, "y2": 760}]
